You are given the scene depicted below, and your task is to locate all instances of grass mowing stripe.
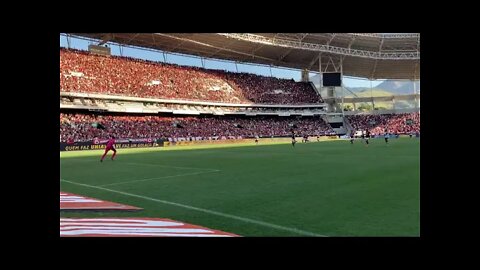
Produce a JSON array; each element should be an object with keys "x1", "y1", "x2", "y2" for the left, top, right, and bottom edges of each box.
[
  {"x1": 62, "y1": 159, "x2": 220, "y2": 171},
  {"x1": 123, "y1": 162, "x2": 220, "y2": 171},
  {"x1": 60, "y1": 178, "x2": 328, "y2": 237}
]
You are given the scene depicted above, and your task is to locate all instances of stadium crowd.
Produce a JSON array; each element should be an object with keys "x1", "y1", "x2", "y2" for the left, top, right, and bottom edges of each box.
[
  {"x1": 60, "y1": 48, "x2": 322, "y2": 104},
  {"x1": 346, "y1": 112, "x2": 420, "y2": 135},
  {"x1": 60, "y1": 113, "x2": 334, "y2": 142}
]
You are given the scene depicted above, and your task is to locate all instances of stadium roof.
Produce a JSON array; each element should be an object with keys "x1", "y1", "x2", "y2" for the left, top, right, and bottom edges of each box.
[{"x1": 70, "y1": 33, "x2": 420, "y2": 80}]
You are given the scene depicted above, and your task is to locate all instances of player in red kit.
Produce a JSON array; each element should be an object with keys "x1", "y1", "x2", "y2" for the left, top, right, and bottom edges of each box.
[{"x1": 100, "y1": 135, "x2": 117, "y2": 162}]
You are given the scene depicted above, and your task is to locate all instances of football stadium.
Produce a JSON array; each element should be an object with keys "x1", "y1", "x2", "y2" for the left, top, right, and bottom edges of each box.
[{"x1": 60, "y1": 33, "x2": 420, "y2": 237}]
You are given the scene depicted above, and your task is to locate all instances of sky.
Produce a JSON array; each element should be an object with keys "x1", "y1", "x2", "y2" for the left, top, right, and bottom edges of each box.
[{"x1": 60, "y1": 34, "x2": 386, "y2": 88}]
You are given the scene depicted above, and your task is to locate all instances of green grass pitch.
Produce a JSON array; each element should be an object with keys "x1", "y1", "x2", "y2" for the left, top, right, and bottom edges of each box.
[{"x1": 60, "y1": 138, "x2": 420, "y2": 236}]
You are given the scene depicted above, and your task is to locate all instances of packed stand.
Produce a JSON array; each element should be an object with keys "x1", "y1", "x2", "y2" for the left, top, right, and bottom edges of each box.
[
  {"x1": 60, "y1": 113, "x2": 334, "y2": 142},
  {"x1": 346, "y1": 112, "x2": 420, "y2": 135},
  {"x1": 60, "y1": 48, "x2": 323, "y2": 104}
]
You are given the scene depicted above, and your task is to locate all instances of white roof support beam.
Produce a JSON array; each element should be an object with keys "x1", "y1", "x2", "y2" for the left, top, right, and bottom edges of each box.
[
  {"x1": 154, "y1": 33, "x2": 282, "y2": 64},
  {"x1": 299, "y1": 33, "x2": 309, "y2": 42},
  {"x1": 278, "y1": 47, "x2": 294, "y2": 62},
  {"x1": 278, "y1": 34, "x2": 308, "y2": 62},
  {"x1": 206, "y1": 39, "x2": 239, "y2": 58},
  {"x1": 123, "y1": 33, "x2": 140, "y2": 47},
  {"x1": 308, "y1": 34, "x2": 336, "y2": 70},
  {"x1": 370, "y1": 38, "x2": 383, "y2": 79},
  {"x1": 413, "y1": 61, "x2": 419, "y2": 81},
  {"x1": 252, "y1": 43, "x2": 266, "y2": 54},
  {"x1": 325, "y1": 56, "x2": 341, "y2": 72},
  {"x1": 308, "y1": 54, "x2": 321, "y2": 70},
  {"x1": 346, "y1": 33, "x2": 420, "y2": 39},
  {"x1": 170, "y1": 40, "x2": 188, "y2": 52},
  {"x1": 218, "y1": 33, "x2": 419, "y2": 60}
]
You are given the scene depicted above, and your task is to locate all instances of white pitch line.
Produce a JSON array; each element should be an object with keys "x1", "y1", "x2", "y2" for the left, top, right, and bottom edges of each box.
[
  {"x1": 99, "y1": 170, "x2": 220, "y2": 187},
  {"x1": 60, "y1": 179, "x2": 327, "y2": 237}
]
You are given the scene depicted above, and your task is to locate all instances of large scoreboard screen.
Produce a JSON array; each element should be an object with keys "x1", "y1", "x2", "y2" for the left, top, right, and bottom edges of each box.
[{"x1": 322, "y1": 73, "x2": 342, "y2": 87}]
